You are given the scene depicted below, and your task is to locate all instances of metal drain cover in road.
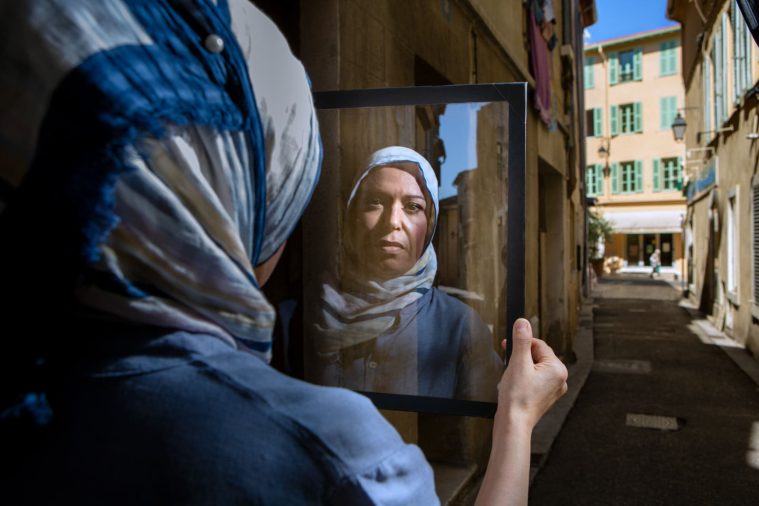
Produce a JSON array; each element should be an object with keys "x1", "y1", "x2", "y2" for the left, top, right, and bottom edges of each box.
[
  {"x1": 626, "y1": 413, "x2": 682, "y2": 431},
  {"x1": 593, "y1": 359, "x2": 652, "y2": 374}
]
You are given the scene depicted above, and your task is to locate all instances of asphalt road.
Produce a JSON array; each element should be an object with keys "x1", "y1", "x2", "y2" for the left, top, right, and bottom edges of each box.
[{"x1": 529, "y1": 274, "x2": 759, "y2": 505}]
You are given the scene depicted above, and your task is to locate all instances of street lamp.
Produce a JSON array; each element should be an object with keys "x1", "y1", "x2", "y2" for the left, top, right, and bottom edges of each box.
[
  {"x1": 597, "y1": 138, "x2": 611, "y2": 177},
  {"x1": 671, "y1": 112, "x2": 687, "y2": 141}
]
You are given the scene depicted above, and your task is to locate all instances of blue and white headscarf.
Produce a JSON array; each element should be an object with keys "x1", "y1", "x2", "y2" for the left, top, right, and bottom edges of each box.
[
  {"x1": 317, "y1": 146, "x2": 439, "y2": 351},
  {"x1": 0, "y1": 0, "x2": 321, "y2": 362}
]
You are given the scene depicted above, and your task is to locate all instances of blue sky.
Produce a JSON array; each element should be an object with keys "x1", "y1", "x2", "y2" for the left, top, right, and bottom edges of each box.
[
  {"x1": 584, "y1": 0, "x2": 678, "y2": 44},
  {"x1": 438, "y1": 103, "x2": 485, "y2": 199}
]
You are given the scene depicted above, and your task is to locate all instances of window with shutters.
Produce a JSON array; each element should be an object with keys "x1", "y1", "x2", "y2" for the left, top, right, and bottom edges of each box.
[
  {"x1": 617, "y1": 103, "x2": 641, "y2": 134},
  {"x1": 619, "y1": 50, "x2": 636, "y2": 82},
  {"x1": 711, "y1": 18, "x2": 728, "y2": 128},
  {"x1": 660, "y1": 96, "x2": 678, "y2": 130},
  {"x1": 584, "y1": 56, "x2": 595, "y2": 89},
  {"x1": 661, "y1": 157, "x2": 681, "y2": 190},
  {"x1": 619, "y1": 160, "x2": 641, "y2": 193},
  {"x1": 731, "y1": 0, "x2": 755, "y2": 104},
  {"x1": 586, "y1": 164, "x2": 604, "y2": 196},
  {"x1": 660, "y1": 40, "x2": 677, "y2": 76},
  {"x1": 585, "y1": 108, "x2": 602, "y2": 137}
]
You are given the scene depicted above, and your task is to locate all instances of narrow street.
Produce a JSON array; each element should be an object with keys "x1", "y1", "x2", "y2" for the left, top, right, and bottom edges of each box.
[{"x1": 529, "y1": 274, "x2": 759, "y2": 505}]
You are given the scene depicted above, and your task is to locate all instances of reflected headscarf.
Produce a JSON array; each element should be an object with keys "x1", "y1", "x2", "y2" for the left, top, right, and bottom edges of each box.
[
  {"x1": 317, "y1": 146, "x2": 439, "y2": 351},
  {"x1": 0, "y1": 0, "x2": 321, "y2": 363}
]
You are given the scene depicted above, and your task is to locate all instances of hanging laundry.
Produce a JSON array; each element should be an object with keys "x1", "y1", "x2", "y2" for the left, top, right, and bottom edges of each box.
[
  {"x1": 541, "y1": 0, "x2": 558, "y2": 50},
  {"x1": 528, "y1": 8, "x2": 552, "y2": 126}
]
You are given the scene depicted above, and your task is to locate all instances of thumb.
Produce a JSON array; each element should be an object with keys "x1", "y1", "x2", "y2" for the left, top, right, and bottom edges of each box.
[{"x1": 510, "y1": 318, "x2": 534, "y2": 364}]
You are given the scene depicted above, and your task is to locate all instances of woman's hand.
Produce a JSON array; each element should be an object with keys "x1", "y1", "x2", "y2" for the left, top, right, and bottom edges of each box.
[
  {"x1": 497, "y1": 318, "x2": 568, "y2": 429},
  {"x1": 476, "y1": 318, "x2": 568, "y2": 506}
]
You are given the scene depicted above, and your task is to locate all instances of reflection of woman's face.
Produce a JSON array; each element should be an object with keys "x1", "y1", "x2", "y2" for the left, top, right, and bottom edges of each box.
[{"x1": 352, "y1": 166, "x2": 429, "y2": 280}]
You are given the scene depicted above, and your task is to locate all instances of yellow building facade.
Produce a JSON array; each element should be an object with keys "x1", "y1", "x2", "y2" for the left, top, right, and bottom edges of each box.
[
  {"x1": 585, "y1": 26, "x2": 687, "y2": 274},
  {"x1": 667, "y1": 0, "x2": 759, "y2": 359}
]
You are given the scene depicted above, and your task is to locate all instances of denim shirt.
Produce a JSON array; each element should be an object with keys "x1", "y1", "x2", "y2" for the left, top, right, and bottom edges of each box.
[
  {"x1": 311, "y1": 288, "x2": 504, "y2": 401},
  {"x1": 10, "y1": 325, "x2": 439, "y2": 505}
]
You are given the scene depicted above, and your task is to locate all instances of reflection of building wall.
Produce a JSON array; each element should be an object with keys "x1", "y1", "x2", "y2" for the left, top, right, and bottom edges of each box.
[
  {"x1": 450, "y1": 102, "x2": 508, "y2": 338},
  {"x1": 437, "y1": 196, "x2": 460, "y2": 287},
  {"x1": 669, "y1": 0, "x2": 759, "y2": 358}
]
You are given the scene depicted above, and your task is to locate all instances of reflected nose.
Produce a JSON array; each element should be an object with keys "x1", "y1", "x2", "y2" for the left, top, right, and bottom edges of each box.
[{"x1": 386, "y1": 202, "x2": 403, "y2": 230}]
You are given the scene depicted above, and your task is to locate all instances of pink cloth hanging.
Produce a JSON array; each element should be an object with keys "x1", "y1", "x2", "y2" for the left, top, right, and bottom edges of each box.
[{"x1": 528, "y1": 10, "x2": 552, "y2": 125}]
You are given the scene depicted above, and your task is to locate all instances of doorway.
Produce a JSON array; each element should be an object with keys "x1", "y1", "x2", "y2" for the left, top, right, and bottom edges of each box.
[
  {"x1": 659, "y1": 233, "x2": 673, "y2": 266},
  {"x1": 626, "y1": 234, "x2": 640, "y2": 265},
  {"x1": 643, "y1": 234, "x2": 657, "y2": 265}
]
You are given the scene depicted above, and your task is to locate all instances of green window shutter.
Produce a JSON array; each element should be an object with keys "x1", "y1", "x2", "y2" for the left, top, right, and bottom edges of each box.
[
  {"x1": 586, "y1": 167, "x2": 594, "y2": 195},
  {"x1": 610, "y1": 105, "x2": 619, "y2": 135},
  {"x1": 635, "y1": 160, "x2": 643, "y2": 192},
  {"x1": 653, "y1": 159, "x2": 661, "y2": 192},
  {"x1": 660, "y1": 97, "x2": 676, "y2": 130},
  {"x1": 670, "y1": 43, "x2": 677, "y2": 74},
  {"x1": 584, "y1": 57, "x2": 595, "y2": 89},
  {"x1": 744, "y1": 11, "x2": 753, "y2": 94},
  {"x1": 676, "y1": 156, "x2": 683, "y2": 188},
  {"x1": 593, "y1": 108, "x2": 602, "y2": 136},
  {"x1": 611, "y1": 162, "x2": 619, "y2": 194},
  {"x1": 633, "y1": 48, "x2": 643, "y2": 80},
  {"x1": 633, "y1": 102, "x2": 642, "y2": 132},
  {"x1": 609, "y1": 52, "x2": 619, "y2": 85},
  {"x1": 596, "y1": 164, "x2": 604, "y2": 196},
  {"x1": 721, "y1": 14, "x2": 728, "y2": 123},
  {"x1": 732, "y1": 3, "x2": 740, "y2": 104},
  {"x1": 660, "y1": 41, "x2": 677, "y2": 75}
]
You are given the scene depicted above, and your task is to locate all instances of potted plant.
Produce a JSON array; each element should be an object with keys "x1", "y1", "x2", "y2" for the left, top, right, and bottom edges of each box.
[{"x1": 588, "y1": 209, "x2": 614, "y2": 277}]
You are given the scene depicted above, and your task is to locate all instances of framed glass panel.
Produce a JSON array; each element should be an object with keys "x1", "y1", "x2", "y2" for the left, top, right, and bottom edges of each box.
[{"x1": 295, "y1": 84, "x2": 526, "y2": 417}]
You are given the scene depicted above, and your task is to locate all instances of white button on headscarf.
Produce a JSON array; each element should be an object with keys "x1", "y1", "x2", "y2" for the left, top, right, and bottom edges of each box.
[{"x1": 204, "y1": 34, "x2": 224, "y2": 53}]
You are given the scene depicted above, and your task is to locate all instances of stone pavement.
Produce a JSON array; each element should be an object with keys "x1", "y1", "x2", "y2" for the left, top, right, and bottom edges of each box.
[{"x1": 528, "y1": 274, "x2": 759, "y2": 505}]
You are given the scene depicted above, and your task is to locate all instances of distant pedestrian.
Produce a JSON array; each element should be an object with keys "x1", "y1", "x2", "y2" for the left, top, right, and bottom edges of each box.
[{"x1": 649, "y1": 248, "x2": 661, "y2": 278}]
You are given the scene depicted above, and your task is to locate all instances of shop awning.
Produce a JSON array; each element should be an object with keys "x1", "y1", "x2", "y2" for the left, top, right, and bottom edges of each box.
[{"x1": 602, "y1": 209, "x2": 685, "y2": 234}]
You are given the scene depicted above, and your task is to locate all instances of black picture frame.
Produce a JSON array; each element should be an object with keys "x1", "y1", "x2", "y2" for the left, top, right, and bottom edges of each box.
[{"x1": 310, "y1": 83, "x2": 526, "y2": 418}]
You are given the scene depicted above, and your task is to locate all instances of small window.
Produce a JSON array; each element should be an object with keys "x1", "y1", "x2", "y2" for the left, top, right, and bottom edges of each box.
[
  {"x1": 586, "y1": 108, "x2": 602, "y2": 137},
  {"x1": 619, "y1": 50, "x2": 635, "y2": 82},
  {"x1": 584, "y1": 56, "x2": 595, "y2": 89},
  {"x1": 661, "y1": 157, "x2": 682, "y2": 191},
  {"x1": 616, "y1": 160, "x2": 642, "y2": 193},
  {"x1": 618, "y1": 103, "x2": 641, "y2": 134},
  {"x1": 586, "y1": 164, "x2": 603, "y2": 196},
  {"x1": 732, "y1": 0, "x2": 755, "y2": 104}
]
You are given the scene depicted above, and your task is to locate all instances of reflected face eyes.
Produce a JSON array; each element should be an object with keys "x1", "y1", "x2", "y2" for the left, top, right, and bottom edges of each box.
[
  {"x1": 364, "y1": 197, "x2": 425, "y2": 214},
  {"x1": 352, "y1": 166, "x2": 429, "y2": 280}
]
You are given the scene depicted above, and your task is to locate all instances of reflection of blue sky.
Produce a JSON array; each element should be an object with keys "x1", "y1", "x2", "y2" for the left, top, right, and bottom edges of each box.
[{"x1": 439, "y1": 103, "x2": 486, "y2": 199}]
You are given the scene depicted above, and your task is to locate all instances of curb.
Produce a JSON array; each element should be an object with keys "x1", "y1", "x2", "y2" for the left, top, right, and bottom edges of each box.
[
  {"x1": 678, "y1": 299, "x2": 759, "y2": 388},
  {"x1": 529, "y1": 297, "x2": 595, "y2": 484}
]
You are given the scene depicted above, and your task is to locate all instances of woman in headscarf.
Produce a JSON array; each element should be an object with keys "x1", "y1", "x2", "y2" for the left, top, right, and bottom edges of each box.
[
  {"x1": 310, "y1": 147, "x2": 504, "y2": 401},
  {"x1": 0, "y1": 1, "x2": 567, "y2": 504}
]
